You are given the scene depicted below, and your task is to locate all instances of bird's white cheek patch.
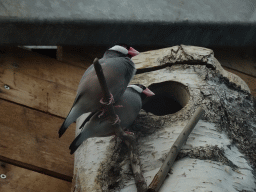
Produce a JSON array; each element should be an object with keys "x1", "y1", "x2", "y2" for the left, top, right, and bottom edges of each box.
[{"x1": 128, "y1": 85, "x2": 143, "y2": 93}]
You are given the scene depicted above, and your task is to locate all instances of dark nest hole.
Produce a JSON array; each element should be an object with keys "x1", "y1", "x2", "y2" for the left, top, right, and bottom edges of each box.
[
  {"x1": 31, "y1": 49, "x2": 57, "y2": 59},
  {"x1": 142, "y1": 81, "x2": 190, "y2": 116}
]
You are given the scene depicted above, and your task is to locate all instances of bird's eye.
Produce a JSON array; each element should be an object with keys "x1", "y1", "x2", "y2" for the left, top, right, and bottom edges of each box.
[{"x1": 135, "y1": 84, "x2": 145, "y2": 90}]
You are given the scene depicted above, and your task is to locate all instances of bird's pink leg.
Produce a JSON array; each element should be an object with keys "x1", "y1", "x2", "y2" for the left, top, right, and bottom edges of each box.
[
  {"x1": 98, "y1": 108, "x2": 106, "y2": 118},
  {"x1": 98, "y1": 105, "x2": 123, "y2": 118},
  {"x1": 114, "y1": 105, "x2": 123, "y2": 108},
  {"x1": 110, "y1": 104, "x2": 124, "y2": 124},
  {"x1": 113, "y1": 131, "x2": 134, "y2": 139},
  {"x1": 111, "y1": 115, "x2": 121, "y2": 125},
  {"x1": 124, "y1": 131, "x2": 134, "y2": 135},
  {"x1": 100, "y1": 94, "x2": 124, "y2": 124},
  {"x1": 100, "y1": 93, "x2": 114, "y2": 105}
]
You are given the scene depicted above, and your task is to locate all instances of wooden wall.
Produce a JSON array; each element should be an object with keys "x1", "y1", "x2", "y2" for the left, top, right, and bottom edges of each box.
[
  {"x1": 0, "y1": 47, "x2": 84, "y2": 192},
  {"x1": 213, "y1": 47, "x2": 256, "y2": 97},
  {"x1": 0, "y1": 46, "x2": 255, "y2": 192}
]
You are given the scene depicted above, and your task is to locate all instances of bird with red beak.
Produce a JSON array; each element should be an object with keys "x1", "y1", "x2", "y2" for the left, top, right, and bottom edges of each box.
[
  {"x1": 59, "y1": 44, "x2": 139, "y2": 138},
  {"x1": 69, "y1": 84, "x2": 155, "y2": 154}
]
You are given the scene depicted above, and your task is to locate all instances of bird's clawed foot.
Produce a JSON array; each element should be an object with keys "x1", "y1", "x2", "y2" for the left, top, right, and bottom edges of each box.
[
  {"x1": 114, "y1": 105, "x2": 123, "y2": 108},
  {"x1": 111, "y1": 115, "x2": 121, "y2": 125},
  {"x1": 100, "y1": 93, "x2": 114, "y2": 105},
  {"x1": 98, "y1": 108, "x2": 106, "y2": 118},
  {"x1": 98, "y1": 104, "x2": 123, "y2": 119},
  {"x1": 113, "y1": 131, "x2": 134, "y2": 139},
  {"x1": 124, "y1": 131, "x2": 134, "y2": 135}
]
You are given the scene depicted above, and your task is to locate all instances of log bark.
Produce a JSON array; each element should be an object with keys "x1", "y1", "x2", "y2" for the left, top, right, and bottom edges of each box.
[
  {"x1": 72, "y1": 45, "x2": 256, "y2": 192},
  {"x1": 128, "y1": 46, "x2": 256, "y2": 191},
  {"x1": 148, "y1": 107, "x2": 205, "y2": 192}
]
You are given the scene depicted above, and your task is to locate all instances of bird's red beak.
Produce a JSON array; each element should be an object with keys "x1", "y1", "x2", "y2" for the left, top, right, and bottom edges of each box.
[
  {"x1": 142, "y1": 88, "x2": 155, "y2": 97},
  {"x1": 128, "y1": 47, "x2": 139, "y2": 57}
]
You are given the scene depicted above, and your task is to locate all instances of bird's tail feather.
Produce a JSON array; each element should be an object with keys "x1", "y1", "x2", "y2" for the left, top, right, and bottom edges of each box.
[
  {"x1": 58, "y1": 105, "x2": 85, "y2": 138},
  {"x1": 58, "y1": 121, "x2": 68, "y2": 138},
  {"x1": 78, "y1": 111, "x2": 97, "y2": 129},
  {"x1": 69, "y1": 130, "x2": 91, "y2": 154}
]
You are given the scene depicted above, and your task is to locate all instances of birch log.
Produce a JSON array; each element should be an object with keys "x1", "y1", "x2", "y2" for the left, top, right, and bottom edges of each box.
[{"x1": 72, "y1": 45, "x2": 256, "y2": 192}]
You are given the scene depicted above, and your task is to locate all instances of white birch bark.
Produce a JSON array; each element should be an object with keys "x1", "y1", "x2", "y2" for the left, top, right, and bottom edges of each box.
[{"x1": 72, "y1": 45, "x2": 256, "y2": 192}]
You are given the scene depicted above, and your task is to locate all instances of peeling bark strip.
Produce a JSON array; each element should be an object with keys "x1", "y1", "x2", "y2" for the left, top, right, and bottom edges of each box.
[
  {"x1": 93, "y1": 58, "x2": 148, "y2": 192},
  {"x1": 148, "y1": 107, "x2": 205, "y2": 192},
  {"x1": 132, "y1": 45, "x2": 251, "y2": 93}
]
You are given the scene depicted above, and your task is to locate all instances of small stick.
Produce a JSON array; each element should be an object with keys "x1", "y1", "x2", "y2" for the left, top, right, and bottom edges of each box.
[
  {"x1": 93, "y1": 58, "x2": 148, "y2": 192},
  {"x1": 93, "y1": 58, "x2": 117, "y2": 122},
  {"x1": 93, "y1": 58, "x2": 132, "y2": 141},
  {"x1": 148, "y1": 107, "x2": 205, "y2": 192}
]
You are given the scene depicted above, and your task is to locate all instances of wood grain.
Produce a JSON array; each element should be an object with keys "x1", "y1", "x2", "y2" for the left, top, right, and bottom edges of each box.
[
  {"x1": 56, "y1": 46, "x2": 107, "y2": 68},
  {"x1": 0, "y1": 162, "x2": 72, "y2": 192},
  {"x1": 0, "y1": 47, "x2": 84, "y2": 89},
  {"x1": 0, "y1": 99, "x2": 75, "y2": 179},
  {"x1": 56, "y1": 46, "x2": 163, "y2": 68},
  {"x1": 214, "y1": 47, "x2": 256, "y2": 78},
  {"x1": 224, "y1": 67, "x2": 256, "y2": 97},
  {"x1": 0, "y1": 46, "x2": 83, "y2": 117},
  {"x1": 0, "y1": 59, "x2": 77, "y2": 118}
]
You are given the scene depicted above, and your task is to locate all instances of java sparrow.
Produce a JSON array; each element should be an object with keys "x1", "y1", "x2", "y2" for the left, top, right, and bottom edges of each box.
[
  {"x1": 58, "y1": 45, "x2": 139, "y2": 138},
  {"x1": 69, "y1": 84, "x2": 155, "y2": 154}
]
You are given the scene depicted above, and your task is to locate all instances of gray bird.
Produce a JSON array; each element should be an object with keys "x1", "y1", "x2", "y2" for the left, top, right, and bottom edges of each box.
[
  {"x1": 59, "y1": 45, "x2": 139, "y2": 137},
  {"x1": 69, "y1": 84, "x2": 155, "y2": 154}
]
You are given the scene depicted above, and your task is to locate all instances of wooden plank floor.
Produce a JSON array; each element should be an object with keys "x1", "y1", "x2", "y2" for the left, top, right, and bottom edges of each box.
[
  {"x1": 214, "y1": 47, "x2": 256, "y2": 78},
  {"x1": 224, "y1": 67, "x2": 256, "y2": 97},
  {"x1": 0, "y1": 47, "x2": 81, "y2": 117},
  {"x1": 0, "y1": 99, "x2": 75, "y2": 180},
  {"x1": 0, "y1": 162, "x2": 71, "y2": 192}
]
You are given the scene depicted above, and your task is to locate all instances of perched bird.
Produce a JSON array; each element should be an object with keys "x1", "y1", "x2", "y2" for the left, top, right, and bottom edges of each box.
[
  {"x1": 58, "y1": 45, "x2": 139, "y2": 138},
  {"x1": 69, "y1": 84, "x2": 155, "y2": 154}
]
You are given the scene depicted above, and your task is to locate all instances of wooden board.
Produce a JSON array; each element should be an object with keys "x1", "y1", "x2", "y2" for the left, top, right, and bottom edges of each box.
[
  {"x1": 56, "y1": 46, "x2": 163, "y2": 68},
  {"x1": 0, "y1": 47, "x2": 84, "y2": 89},
  {"x1": 224, "y1": 67, "x2": 256, "y2": 97},
  {"x1": 0, "y1": 67, "x2": 76, "y2": 118},
  {"x1": 214, "y1": 47, "x2": 256, "y2": 78},
  {"x1": 0, "y1": 47, "x2": 83, "y2": 117},
  {"x1": 0, "y1": 162, "x2": 72, "y2": 192},
  {"x1": 0, "y1": 99, "x2": 75, "y2": 180},
  {"x1": 56, "y1": 46, "x2": 107, "y2": 68}
]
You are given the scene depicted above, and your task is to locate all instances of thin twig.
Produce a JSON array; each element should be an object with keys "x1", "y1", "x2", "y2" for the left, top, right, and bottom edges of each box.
[
  {"x1": 93, "y1": 58, "x2": 148, "y2": 192},
  {"x1": 148, "y1": 107, "x2": 205, "y2": 192}
]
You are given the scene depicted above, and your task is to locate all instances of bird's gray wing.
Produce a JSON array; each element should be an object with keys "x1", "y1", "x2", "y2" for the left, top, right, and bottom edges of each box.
[
  {"x1": 69, "y1": 128, "x2": 92, "y2": 154},
  {"x1": 58, "y1": 94, "x2": 82, "y2": 137},
  {"x1": 78, "y1": 111, "x2": 98, "y2": 129}
]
